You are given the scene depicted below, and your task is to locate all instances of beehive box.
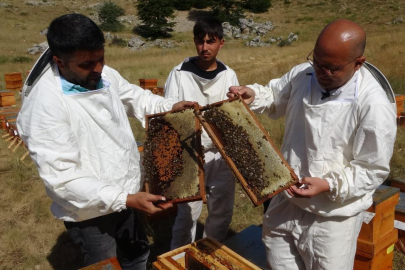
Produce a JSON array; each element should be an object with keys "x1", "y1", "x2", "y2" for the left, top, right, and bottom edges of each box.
[
  {"x1": 144, "y1": 108, "x2": 206, "y2": 204},
  {"x1": 354, "y1": 186, "x2": 399, "y2": 270},
  {"x1": 139, "y1": 79, "x2": 158, "y2": 90},
  {"x1": 395, "y1": 94, "x2": 405, "y2": 116},
  {"x1": 196, "y1": 97, "x2": 298, "y2": 205},
  {"x1": 79, "y1": 257, "x2": 121, "y2": 270},
  {"x1": 0, "y1": 108, "x2": 19, "y2": 129},
  {"x1": 153, "y1": 237, "x2": 261, "y2": 270},
  {"x1": 5, "y1": 72, "x2": 23, "y2": 91},
  {"x1": 0, "y1": 91, "x2": 16, "y2": 107}
]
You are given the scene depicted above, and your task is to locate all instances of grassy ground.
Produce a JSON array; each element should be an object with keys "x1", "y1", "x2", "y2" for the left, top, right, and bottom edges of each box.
[{"x1": 1, "y1": 0, "x2": 405, "y2": 269}]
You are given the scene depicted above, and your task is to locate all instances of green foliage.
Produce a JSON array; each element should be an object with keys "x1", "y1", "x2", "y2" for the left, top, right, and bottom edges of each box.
[
  {"x1": 243, "y1": 0, "x2": 271, "y2": 13},
  {"x1": 98, "y1": 1, "x2": 125, "y2": 32},
  {"x1": 277, "y1": 39, "x2": 292, "y2": 47},
  {"x1": 136, "y1": 0, "x2": 175, "y2": 38},
  {"x1": 212, "y1": 0, "x2": 245, "y2": 26},
  {"x1": 12, "y1": 56, "x2": 32, "y2": 63},
  {"x1": 110, "y1": 37, "x2": 127, "y2": 47},
  {"x1": 173, "y1": 0, "x2": 195, "y2": 11},
  {"x1": 193, "y1": 0, "x2": 213, "y2": 9},
  {"x1": 0, "y1": 56, "x2": 8, "y2": 64}
]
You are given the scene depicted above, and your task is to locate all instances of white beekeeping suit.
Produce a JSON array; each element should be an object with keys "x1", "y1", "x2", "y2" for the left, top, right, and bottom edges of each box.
[
  {"x1": 17, "y1": 63, "x2": 175, "y2": 222},
  {"x1": 164, "y1": 57, "x2": 239, "y2": 249},
  {"x1": 248, "y1": 63, "x2": 396, "y2": 269}
]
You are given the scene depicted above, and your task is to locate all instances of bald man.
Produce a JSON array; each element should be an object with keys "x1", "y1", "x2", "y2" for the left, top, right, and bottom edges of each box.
[{"x1": 228, "y1": 19, "x2": 397, "y2": 270}]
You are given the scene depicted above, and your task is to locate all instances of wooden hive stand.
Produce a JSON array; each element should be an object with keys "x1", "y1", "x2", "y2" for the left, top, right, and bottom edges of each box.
[
  {"x1": 5, "y1": 72, "x2": 23, "y2": 92},
  {"x1": 354, "y1": 185, "x2": 399, "y2": 270}
]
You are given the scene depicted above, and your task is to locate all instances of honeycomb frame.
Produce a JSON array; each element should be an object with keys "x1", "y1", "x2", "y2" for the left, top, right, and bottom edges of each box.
[
  {"x1": 144, "y1": 107, "x2": 206, "y2": 204},
  {"x1": 196, "y1": 96, "x2": 298, "y2": 206}
]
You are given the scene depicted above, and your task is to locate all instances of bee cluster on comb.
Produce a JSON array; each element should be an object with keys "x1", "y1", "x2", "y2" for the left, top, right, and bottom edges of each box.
[
  {"x1": 144, "y1": 109, "x2": 205, "y2": 203},
  {"x1": 198, "y1": 97, "x2": 298, "y2": 205}
]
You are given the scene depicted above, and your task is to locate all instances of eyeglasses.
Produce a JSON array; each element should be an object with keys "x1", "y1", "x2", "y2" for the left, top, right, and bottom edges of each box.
[{"x1": 307, "y1": 49, "x2": 359, "y2": 77}]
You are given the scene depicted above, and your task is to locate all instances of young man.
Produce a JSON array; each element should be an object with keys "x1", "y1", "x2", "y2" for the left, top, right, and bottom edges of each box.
[
  {"x1": 17, "y1": 14, "x2": 194, "y2": 269},
  {"x1": 228, "y1": 19, "x2": 397, "y2": 269},
  {"x1": 164, "y1": 17, "x2": 239, "y2": 249}
]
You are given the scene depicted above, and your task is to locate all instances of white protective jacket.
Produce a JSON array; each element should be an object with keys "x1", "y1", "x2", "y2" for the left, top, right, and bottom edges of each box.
[
  {"x1": 249, "y1": 63, "x2": 397, "y2": 217},
  {"x1": 164, "y1": 57, "x2": 239, "y2": 149},
  {"x1": 17, "y1": 64, "x2": 175, "y2": 222}
]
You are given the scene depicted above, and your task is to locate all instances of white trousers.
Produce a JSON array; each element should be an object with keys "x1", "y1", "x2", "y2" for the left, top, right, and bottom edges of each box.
[
  {"x1": 171, "y1": 150, "x2": 235, "y2": 249},
  {"x1": 262, "y1": 194, "x2": 363, "y2": 270}
]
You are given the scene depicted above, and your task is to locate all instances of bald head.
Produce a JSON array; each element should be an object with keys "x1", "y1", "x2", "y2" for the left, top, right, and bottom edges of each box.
[{"x1": 315, "y1": 19, "x2": 366, "y2": 61}]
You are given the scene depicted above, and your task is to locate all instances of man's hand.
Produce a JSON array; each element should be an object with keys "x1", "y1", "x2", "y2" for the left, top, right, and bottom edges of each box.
[
  {"x1": 286, "y1": 177, "x2": 330, "y2": 198},
  {"x1": 227, "y1": 86, "x2": 256, "y2": 105},
  {"x1": 126, "y1": 192, "x2": 173, "y2": 216},
  {"x1": 172, "y1": 101, "x2": 197, "y2": 111}
]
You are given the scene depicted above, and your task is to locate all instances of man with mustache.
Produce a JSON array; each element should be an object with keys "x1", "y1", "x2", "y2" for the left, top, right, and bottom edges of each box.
[{"x1": 17, "y1": 13, "x2": 195, "y2": 269}]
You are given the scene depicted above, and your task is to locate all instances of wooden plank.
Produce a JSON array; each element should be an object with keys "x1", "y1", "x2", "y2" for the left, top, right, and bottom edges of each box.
[
  {"x1": 154, "y1": 237, "x2": 262, "y2": 270},
  {"x1": 356, "y1": 228, "x2": 397, "y2": 255},
  {"x1": 79, "y1": 257, "x2": 121, "y2": 270}
]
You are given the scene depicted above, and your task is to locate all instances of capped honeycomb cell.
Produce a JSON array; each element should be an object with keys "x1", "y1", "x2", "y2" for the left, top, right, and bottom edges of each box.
[
  {"x1": 144, "y1": 108, "x2": 205, "y2": 204},
  {"x1": 197, "y1": 97, "x2": 298, "y2": 205}
]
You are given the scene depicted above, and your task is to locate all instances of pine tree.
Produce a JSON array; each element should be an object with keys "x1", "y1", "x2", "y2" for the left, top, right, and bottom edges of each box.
[
  {"x1": 211, "y1": 0, "x2": 244, "y2": 26},
  {"x1": 98, "y1": 1, "x2": 125, "y2": 32},
  {"x1": 243, "y1": 0, "x2": 271, "y2": 13},
  {"x1": 136, "y1": 0, "x2": 175, "y2": 38}
]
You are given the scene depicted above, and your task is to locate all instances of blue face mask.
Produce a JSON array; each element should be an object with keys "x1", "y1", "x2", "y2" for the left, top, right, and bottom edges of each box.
[{"x1": 60, "y1": 76, "x2": 104, "y2": 95}]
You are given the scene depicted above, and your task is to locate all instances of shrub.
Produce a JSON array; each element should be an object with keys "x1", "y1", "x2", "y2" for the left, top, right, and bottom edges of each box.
[
  {"x1": 193, "y1": 0, "x2": 212, "y2": 9},
  {"x1": 12, "y1": 56, "x2": 32, "y2": 63},
  {"x1": 110, "y1": 37, "x2": 127, "y2": 47},
  {"x1": 173, "y1": 0, "x2": 195, "y2": 11},
  {"x1": 212, "y1": 0, "x2": 245, "y2": 26},
  {"x1": 136, "y1": 0, "x2": 175, "y2": 38},
  {"x1": 98, "y1": 1, "x2": 125, "y2": 32},
  {"x1": 243, "y1": 0, "x2": 271, "y2": 13}
]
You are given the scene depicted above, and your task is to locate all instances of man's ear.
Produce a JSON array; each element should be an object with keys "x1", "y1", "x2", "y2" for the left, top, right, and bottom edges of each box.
[
  {"x1": 53, "y1": 55, "x2": 65, "y2": 70},
  {"x1": 219, "y1": 39, "x2": 225, "y2": 50},
  {"x1": 354, "y1": 56, "x2": 366, "y2": 71}
]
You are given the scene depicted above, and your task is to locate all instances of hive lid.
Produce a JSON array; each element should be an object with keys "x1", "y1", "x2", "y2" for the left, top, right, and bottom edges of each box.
[{"x1": 196, "y1": 96, "x2": 298, "y2": 206}]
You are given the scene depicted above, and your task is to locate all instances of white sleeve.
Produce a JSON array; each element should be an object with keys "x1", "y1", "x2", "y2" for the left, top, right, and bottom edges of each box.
[
  {"x1": 324, "y1": 93, "x2": 397, "y2": 203},
  {"x1": 164, "y1": 68, "x2": 180, "y2": 101},
  {"x1": 247, "y1": 64, "x2": 303, "y2": 119},
  {"x1": 105, "y1": 67, "x2": 175, "y2": 127},
  {"x1": 18, "y1": 91, "x2": 127, "y2": 214}
]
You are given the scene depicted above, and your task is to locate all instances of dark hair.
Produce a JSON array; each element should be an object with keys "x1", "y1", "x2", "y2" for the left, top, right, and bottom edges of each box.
[
  {"x1": 193, "y1": 17, "x2": 223, "y2": 41},
  {"x1": 47, "y1": 14, "x2": 105, "y2": 57}
]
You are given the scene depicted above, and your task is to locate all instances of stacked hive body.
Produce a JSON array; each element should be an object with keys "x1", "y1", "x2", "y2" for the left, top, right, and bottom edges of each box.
[
  {"x1": 197, "y1": 97, "x2": 298, "y2": 205},
  {"x1": 153, "y1": 237, "x2": 261, "y2": 270},
  {"x1": 354, "y1": 186, "x2": 399, "y2": 270},
  {"x1": 0, "y1": 107, "x2": 19, "y2": 129},
  {"x1": 389, "y1": 177, "x2": 405, "y2": 254},
  {"x1": 80, "y1": 257, "x2": 121, "y2": 270},
  {"x1": 139, "y1": 78, "x2": 164, "y2": 96},
  {"x1": 144, "y1": 108, "x2": 205, "y2": 204},
  {"x1": 0, "y1": 90, "x2": 16, "y2": 107},
  {"x1": 5, "y1": 72, "x2": 22, "y2": 92},
  {"x1": 396, "y1": 94, "x2": 405, "y2": 126}
]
